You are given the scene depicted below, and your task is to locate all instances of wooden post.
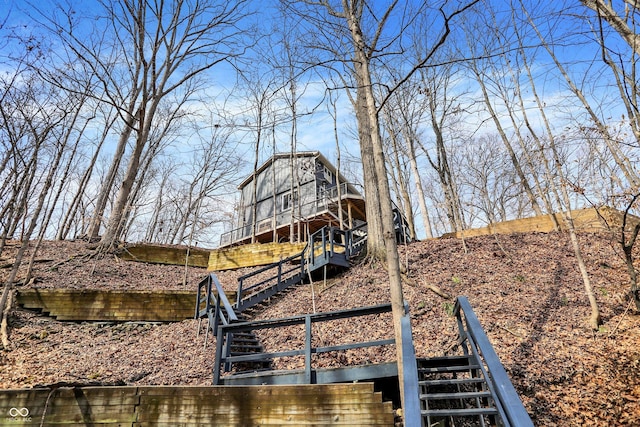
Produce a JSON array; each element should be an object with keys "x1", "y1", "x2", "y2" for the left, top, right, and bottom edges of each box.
[{"x1": 348, "y1": 201, "x2": 353, "y2": 229}]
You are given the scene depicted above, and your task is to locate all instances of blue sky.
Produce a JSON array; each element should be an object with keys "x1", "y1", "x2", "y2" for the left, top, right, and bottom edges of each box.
[{"x1": 1, "y1": 0, "x2": 635, "y2": 243}]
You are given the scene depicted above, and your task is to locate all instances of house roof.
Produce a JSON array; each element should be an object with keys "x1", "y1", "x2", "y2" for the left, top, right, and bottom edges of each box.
[{"x1": 237, "y1": 151, "x2": 362, "y2": 197}]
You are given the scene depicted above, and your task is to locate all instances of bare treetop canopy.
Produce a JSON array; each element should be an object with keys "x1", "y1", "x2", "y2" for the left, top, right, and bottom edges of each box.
[{"x1": 220, "y1": 151, "x2": 366, "y2": 247}]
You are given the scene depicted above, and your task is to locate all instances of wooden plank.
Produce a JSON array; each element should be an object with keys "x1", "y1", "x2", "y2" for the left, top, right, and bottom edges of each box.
[
  {"x1": 0, "y1": 387, "x2": 139, "y2": 425},
  {"x1": 208, "y1": 242, "x2": 305, "y2": 271},
  {"x1": 0, "y1": 385, "x2": 393, "y2": 427},
  {"x1": 133, "y1": 423, "x2": 392, "y2": 427},
  {"x1": 0, "y1": 387, "x2": 139, "y2": 406},
  {"x1": 138, "y1": 395, "x2": 384, "y2": 409},
  {"x1": 118, "y1": 244, "x2": 210, "y2": 268},
  {"x1": 16, "y1": 289, "x2": 198, "y2": 322},
  {"x1": 443, "y1": 207, "x2": 640, "y2": 239},
  {"x1": 137, "y1": 383, "x2": 376, "y2": 397},
  {"x1": 135, "y1": 402, "x2": 392, "y2": 416},
  {"x1": 138, "y1": 412, "x2": 393, "y2": 426}
]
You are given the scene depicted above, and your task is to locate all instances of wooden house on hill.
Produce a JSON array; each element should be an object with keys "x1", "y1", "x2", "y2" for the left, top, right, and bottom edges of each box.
[{"x1": 219, "y1": 151, "x2": 366, "y2": 247}]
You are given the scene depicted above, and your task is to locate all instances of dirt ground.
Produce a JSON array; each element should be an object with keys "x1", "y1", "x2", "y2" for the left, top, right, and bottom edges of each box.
[{"x1": 1, "y1": 232, "x2": 639, "y2": 426}]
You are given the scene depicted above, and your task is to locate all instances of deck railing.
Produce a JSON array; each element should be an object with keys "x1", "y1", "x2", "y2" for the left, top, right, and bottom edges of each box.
[
  {"x1": 219, "y1": 183, "x2": 360, "y2": 247},
  {"x1": 195, "y1": 274, "x2": 237, "y2": 337}
]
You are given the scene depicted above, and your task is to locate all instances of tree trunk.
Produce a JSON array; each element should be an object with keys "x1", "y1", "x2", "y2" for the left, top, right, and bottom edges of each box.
[
  {"x1": 98, "y1": 135, "x2": 145, "y2": 250},
  {"x1": 87, "y1": 123, "x2": 133, "y2": 240},
  {"x1": 407, "y1": 137, "x2": 433, "y2": 239},
  {"x1": 355, "y1": 86, "x2": 385, "y2": 259},
  {"x1": 346, "y1": 11, "x2": 410, "y2": 411}
]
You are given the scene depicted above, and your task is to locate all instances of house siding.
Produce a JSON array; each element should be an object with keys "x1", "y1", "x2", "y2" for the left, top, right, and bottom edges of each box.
[
  {"x1": 220, "y1": 151, "x2": 363, "y2": 247},
  {"x1": 237, "y1": 155, "x2": 322, "y2": 238}
]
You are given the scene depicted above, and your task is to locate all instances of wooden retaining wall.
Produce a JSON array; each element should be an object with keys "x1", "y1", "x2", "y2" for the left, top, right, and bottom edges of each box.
[
  {"x1": 207, "y1": 242, "x2": 306, "y2": 271},
  {"x1": 442, "y1": 207, "x2": 640, "y2": 239},
  {"x1": 0, "y1": 383, "x2": 394, "y2": 426},
  {"x1": 118, "y1": 245, "x2": 210, "y2": 268},
  {"x1": 17, "y1": 289, "x2": 197, "y2": 322}
]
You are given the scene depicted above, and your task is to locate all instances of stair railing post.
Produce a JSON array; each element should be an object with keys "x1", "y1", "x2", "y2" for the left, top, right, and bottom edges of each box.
[
  {"x1": 277, "y1": 260, "x2": 282, "y2": 287},
  {"x1": 213, "y1": 326, "x2": 224, "y2": 385},
  {"x1": 236, "y1": 278, "x2": 244, "y2": 311},
  {"x1": 304, "y1": 314, "x2": 312, "y2": 384},
  {"x1": 309, "y1": 233, "x2": 316, "y2": 269},
  {"x1": 205, "y1": 275, "x2": 213, "y2": 313},
  {"x1": 322, "y1": 227, "x2": 327, "y2": 262},
  {"x1": 223, "y1": 331, "x2": 233, "y2": 372},
  {"x1": 329, "y1": 227, "x2": 335, "y2": 256},
  {"x1": 400, "y1": 302, "x2": 424, "y2": 427},
  {"x1": 213, "y1": 293, "x2": 221, "y2": 337}
]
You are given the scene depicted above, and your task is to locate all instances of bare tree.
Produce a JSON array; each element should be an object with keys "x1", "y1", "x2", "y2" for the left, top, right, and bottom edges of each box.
[
  {"x1": 466, "y1": 48, "x2": 545, "y2": 218},
  {"x1": 38, "y1": 0, "x2": 251, "y2": 250},
  {"x1": 56, "y1": 104, "x2": 118, "y2": 240},
  {"x1": 284, "y1": 0, "x2": 479, "y2": 415},
  {"x1": 414, "y1": 61, "x2": 469, "y2": 233},
  {"x1": 515, "y1": 2, "x2": 604, "y2": 328},
  {"x1": 581, "y1": 0, "x2": 640, "y2": 57},
  {"x1": 172, "y1": 126, "x2": 239, "y2": 245}
]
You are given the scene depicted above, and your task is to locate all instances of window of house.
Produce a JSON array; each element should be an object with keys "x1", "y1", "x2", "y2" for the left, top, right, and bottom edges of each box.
[
  {"x1": 323, "y1": 165, "x2": 333, "y2": 183},
  {"x1": 280, "y1": 190, "x2": 297, "y2": 212}
]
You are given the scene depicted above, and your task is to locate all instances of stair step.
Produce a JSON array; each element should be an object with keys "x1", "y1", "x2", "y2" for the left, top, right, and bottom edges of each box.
[
  {"x1": 418, "y1": 355, "x2": 473, "y2": 367},
  {"x1": 230, "y1": 352, "x2": 271, "y2": 358},
  {"x1": 421, "y1": 391, "x2": 492, "y2": 400},
  {"x1": 422, "y1": 407, "x2": 499, "y2": 417},
  {"x1": 231, "y1": 332, "x2": 257, "y2": 338},
  {"x1": 231, "y1": 336, "x2": 259, "y2": 342},
  {"x1": 419, "y1": 364, "x2": 480, "y2": 373},
  {"x1": 231, "y1": 345, "x2": 264, "y2": 351},
  {"x1": 420, "y1": 378, "x2": 486, "y2": 387}
]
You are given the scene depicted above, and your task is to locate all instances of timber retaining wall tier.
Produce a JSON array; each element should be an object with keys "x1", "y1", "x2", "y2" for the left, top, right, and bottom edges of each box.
[
  {"x1": 207, "y1": 242, "x2": 306, "y2": 271},
  {"x1": 117, "y1": 245, "x2": 210, "y2": 268},
  {"x1": 442, "y1": 207, "x2": 640, "y2": 239},
  {"x1": 16, "y1": 289, "x2": 197, "y2": 322},
  {"x1": 0, "y1": 384, "x2": 394, "y2": 426}
]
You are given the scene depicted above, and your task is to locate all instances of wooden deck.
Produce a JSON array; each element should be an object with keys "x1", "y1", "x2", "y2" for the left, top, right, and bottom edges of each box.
[{"x1": 0, "y1": 383, "x2": 394, "y2": 426}]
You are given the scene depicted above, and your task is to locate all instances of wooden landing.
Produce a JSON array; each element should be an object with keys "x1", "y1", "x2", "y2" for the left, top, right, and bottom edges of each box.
[
  {"x1": 118, "y1": 244, "x2": 210, "y2": 268},
  {"x1": 208, "y1": 242, "x2": 306, "y2": 271},
  {"x1": 17, "y1": 289, "x2": 198, "y2": 322},
  {"x1": 0, "y1": 383, "x2": 394, "y2": 426}
]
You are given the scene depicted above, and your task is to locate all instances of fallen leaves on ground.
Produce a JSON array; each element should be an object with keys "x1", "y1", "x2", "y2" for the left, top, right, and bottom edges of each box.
[{"x1": 1, "y1": 232, "x2": 639, "y2": 426}]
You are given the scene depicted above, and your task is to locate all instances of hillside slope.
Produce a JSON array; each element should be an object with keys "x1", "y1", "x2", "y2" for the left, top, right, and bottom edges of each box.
[{"x1": 1, "y1": 232, "x2": 639, "y2": 426}]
